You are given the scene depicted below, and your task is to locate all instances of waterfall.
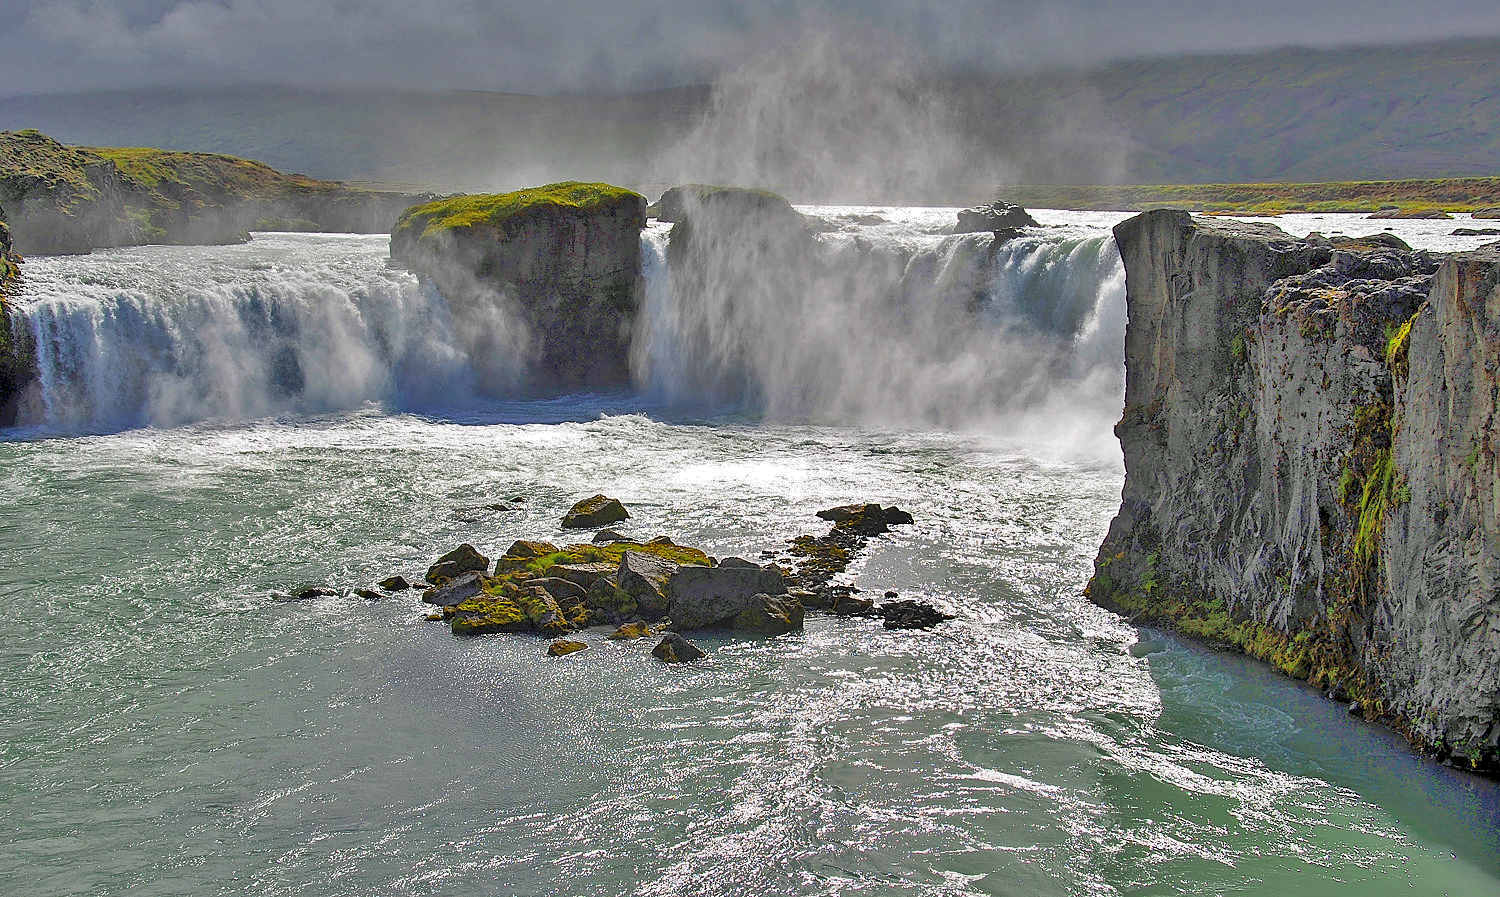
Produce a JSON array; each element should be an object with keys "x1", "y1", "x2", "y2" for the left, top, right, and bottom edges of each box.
[
  {"x1": 631, "y1": 206, "x2": 1126, "y2": 438},
  {"x1": 7, "y1": 220, "x2": 1125, "y2": 442},
  {"x1": 12, "y1": 236, "x2": 478, "y2": 430}
]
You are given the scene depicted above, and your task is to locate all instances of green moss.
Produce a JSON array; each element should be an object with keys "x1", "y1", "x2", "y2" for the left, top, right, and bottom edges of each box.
[
  {"x1": 394, "y1": 182, "x2": 642, "y2": 241},
  {"x1": 1230, "y1": 333, "x2": 1247, "y2": 362}
]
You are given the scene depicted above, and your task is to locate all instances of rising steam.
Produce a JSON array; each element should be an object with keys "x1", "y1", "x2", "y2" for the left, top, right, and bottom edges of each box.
[{"x1": 651, "y1": 31, "x2": 1013, "y2": 205}]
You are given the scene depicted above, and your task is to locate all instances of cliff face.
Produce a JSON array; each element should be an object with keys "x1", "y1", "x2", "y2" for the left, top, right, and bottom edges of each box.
[
  {"x1": 391, "y1": 183, "x2": 645, "y2": 391},
  {"x1": 0, "y1": 130, "x2": 427, "y2": 254},
  {"x1": 0, "y1": 206, "x2": 36, "y2": 425},
  {"x1": 1090, "y1": 209, "x2": 1499, "y2": 772}
]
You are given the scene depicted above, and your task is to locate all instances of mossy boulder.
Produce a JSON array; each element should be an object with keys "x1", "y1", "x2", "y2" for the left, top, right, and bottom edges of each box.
[
  {"x1": 548, "y1": 639, "x2": 588, "y2": 657},
  {"x1": 608, "y1": 621, "x2": 653, "y2": 640},
  {"x1": 389, "y1": 182, "x2": 645, "y2": 391},
  {"x1": 425, "y1": 543, "x2": 490, "y2": 585},
  {"x1": 450, "y1": 595, "x2": 532, "y2": 636},
  {"x1": 422, "y1": 570, "x2": 486, "y2": 606},
  {"x1": 561, "y1": 494, "x2": 630, "y2": 529}
]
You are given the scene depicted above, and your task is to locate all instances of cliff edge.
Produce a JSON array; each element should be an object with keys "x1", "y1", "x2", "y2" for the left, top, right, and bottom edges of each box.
[
  {"x1": 1090, "y1": 209, "x2": 1499, "y2": 773},
  {"x1": 0, "y1": 129, "x2": 428, "y2": 254},
  {"x1": 390, "y1": 182, "x2": 645, "y2": 391},
  {"x1": 0, "y1": 204, "x2": 35, "y2": 424}
]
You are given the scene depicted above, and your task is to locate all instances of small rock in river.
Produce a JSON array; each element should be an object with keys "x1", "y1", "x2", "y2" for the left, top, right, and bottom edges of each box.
[
  {"x1": 652, "y1": 633, "x2": 707, "y2": 663},
  {"x1": 561, "y1": 494, "x2": 630, "y2": 529},
  {"x1": 548, "y1": 639, "x2": 588, "y2": 657},
  {"x1": 879, "y1": 599, "x2": 954, "y2": 630},
  {"x1": 379, "y1": 575, "x2": 414, "y2": 591}
]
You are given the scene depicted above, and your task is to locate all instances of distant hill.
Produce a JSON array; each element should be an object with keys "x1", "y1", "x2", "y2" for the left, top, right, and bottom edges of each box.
[{"x1": 1, "y1": 37, "x2": 1497, "y2": 195}]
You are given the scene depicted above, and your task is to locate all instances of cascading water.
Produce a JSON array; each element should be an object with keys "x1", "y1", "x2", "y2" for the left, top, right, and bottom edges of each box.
[
  {"x1": 632, "y1": 205, "x2": 1126, "y2": 451},
  {"x1": 14, "y1": 234, "x2": 484, "y2": 430},
  {"x1": 8, "y1": 210, "x2": 1126, "y2": 443}
]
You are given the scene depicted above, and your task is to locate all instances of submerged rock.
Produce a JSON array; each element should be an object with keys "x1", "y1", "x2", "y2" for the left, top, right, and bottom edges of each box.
[
  {"x1": 954, "y1": 201, "x2": 1038, "y2": 233},
  {"x1": 276, "y1": 585, "x2": 339, "y2": 602},
  {"x1": 879, "y1": 600, "x2": 953, "y2": 630},
  {"x1": 547, "y1": 639, "x2": 588, "y2": 657},
  {"x1": 354, "y1": 588, "x2": 383, "y2": 601},
  {"x1": 425, "y1": 543, "x2": 490, "y2": 585},
  {"x1": 652, "y1": 633, "x2": 706, "y2": 663},
  {"x1": 561, "y1": 494, "x2": 630, "y2": 529}
]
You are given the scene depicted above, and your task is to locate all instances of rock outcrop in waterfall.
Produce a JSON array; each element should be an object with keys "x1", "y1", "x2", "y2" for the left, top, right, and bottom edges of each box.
[
  {"x1": 390, "y1": 182, "x2": 646, "y2": 391},
  {"x1": 1090, "y1": 209, "x2": 1499, "y2": 773}
]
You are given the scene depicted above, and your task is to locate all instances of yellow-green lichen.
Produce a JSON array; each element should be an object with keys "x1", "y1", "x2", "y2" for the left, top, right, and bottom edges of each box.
[{"x1": 394, "y1": 182, "x2": 642, "y2": 242}]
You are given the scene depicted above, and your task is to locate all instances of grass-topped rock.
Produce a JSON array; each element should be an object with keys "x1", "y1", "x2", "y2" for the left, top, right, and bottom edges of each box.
[
  {"x1": 0, "y1": 129, "x2": 427, "y2": 255},
  {"x1": 561, "y1": 494, "x2": 630, "y2": 528},
  {"x1": 390, "y1": 182, "x2": 645, "y2": 391}
]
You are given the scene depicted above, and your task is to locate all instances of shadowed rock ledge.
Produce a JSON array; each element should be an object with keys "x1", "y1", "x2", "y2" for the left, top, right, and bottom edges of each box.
[{"x1": 1089, "y1": 209, "x2": 1499, "y2": 774}]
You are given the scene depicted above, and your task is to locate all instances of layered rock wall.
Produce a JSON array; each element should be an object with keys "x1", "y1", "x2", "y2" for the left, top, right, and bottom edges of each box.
[
  {"x1": 1091, "y1": 209, "x2": 1499, "y2": 771},
  {"x1": 0, "y1": 207, "x2": 35, "y2": 424}
]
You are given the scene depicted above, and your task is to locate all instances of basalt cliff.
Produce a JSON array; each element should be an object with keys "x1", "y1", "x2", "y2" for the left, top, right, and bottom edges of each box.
[{"x1": 1090, "y1": 209, "x2": 1500, "y2": 773}]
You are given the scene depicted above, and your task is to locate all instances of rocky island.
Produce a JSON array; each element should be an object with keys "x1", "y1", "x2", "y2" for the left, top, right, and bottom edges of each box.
[{"x1": 1090, "y1": 209, "x2": 1500, "y2": 773}]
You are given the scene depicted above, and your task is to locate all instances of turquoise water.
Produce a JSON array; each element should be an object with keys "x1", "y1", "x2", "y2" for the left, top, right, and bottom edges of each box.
[
  {"x1": 2, "y1": 218, "x2": 1497, "y2": 895},
  {"x1": 1, "y1": 411, "x2": 1495, "y2": 896}
]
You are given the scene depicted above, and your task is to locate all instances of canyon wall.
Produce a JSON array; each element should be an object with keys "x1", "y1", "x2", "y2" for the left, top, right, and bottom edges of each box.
[{"x1": 1090, "y1": 209, "x2": 1499, "y2": 772}]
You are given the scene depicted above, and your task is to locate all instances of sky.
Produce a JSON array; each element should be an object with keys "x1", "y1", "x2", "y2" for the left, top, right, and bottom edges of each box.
[{"x1": 3, "y1": 0, "x2": 1500, "y2": 97}]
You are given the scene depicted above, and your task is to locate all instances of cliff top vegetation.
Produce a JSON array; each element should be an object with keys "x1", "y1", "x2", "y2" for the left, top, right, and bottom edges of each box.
[{"x1": 393, "y1": 182, "x2": 642, "y2": 241}]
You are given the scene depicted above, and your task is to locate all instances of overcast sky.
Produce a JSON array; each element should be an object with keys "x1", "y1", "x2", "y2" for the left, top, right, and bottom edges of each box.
[{"x1": 3, "y1": 0, "x2": 1500, "y2": 97}]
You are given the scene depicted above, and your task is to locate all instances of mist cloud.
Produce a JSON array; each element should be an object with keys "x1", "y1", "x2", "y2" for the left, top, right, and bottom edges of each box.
[{"x1": 3, "y1": 0, "x2": 1500, "y2": 97}]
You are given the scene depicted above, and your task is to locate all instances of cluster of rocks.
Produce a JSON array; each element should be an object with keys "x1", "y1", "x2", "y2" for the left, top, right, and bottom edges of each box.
[
  {"x1": 764, "y1": 502, "x2": 954, "y2": 631},
  {"x1": 293, "y1": 494, "x2": 955, "y2": 664}
]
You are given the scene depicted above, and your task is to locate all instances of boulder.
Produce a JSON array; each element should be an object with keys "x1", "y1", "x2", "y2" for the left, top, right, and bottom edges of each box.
[
  {"x1": 652, "y1": 633, "x2": 707, "y2": 663},
  {"x1": 523, "y1": 576, "x2": 588, "y2": 607},
  {"x1": 617, "y1": 551, "x2": 678, "y2": 619},
  {"x1": 545, "y1": 561, "x2": 619, "y2": 590},
  {"x1": 585, "y1": 577, "x2": 638, "y2": 622},
  {"x1": 354, "y1": 588, "x2": 383, "y2": 601},
  {"x1": 502, "y1": 540, "x2": 559, "y2": 560},
  {"x1": 378, "y1": 575, "x2": 414, "y2": 591},
  {"x1": 608, "y1": 621, "x2": 653, "y2": 640},
  {"x1": 1452, "y1": 227, "x2": 1500, "y2": 236},
  {"x1": 830, "y1": 593, "x2": 876, "y2": 616},
  {"x1": 276, "y1": 585, "x2": 338, "y2": 602},
  {"x1": 667, "y1": 561, "x2": 789, "y2": 629},
  {"x1": 425, "y1": 543, "x2": 490, "y2": 584},
  {"x1": 593, "y1": 528, "x2": 629, "y2": 543},
  {"x1": 879, "y1": 600, "x2": 954, "y2": 630},
  {"x1": 561, "y1": 494, "x2": 630, "y2": 528},
  {"x1": 514, "y1": 584, "x2": 571, "y2": 636},
  {"x1": 548, "y1": 639, "x2": 588, "y2": 657},
  {"x1": 733, "y1": 593, "x2": 805, "y2": 635},
  {"x1": 423, "y1": 570, "x2": 486, "y2": 606},
  {"x1": 450, "y1": 596, "x2": 532, "y2": 636},
  {"x1": 955, "y1": 201, "x2": 1038, "y2": 233}
]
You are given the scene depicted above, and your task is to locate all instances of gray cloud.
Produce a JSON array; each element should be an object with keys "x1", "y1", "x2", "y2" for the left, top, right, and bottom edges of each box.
[{"x1": 3, "y1": 0, "x2": 1500, "y2": 97}]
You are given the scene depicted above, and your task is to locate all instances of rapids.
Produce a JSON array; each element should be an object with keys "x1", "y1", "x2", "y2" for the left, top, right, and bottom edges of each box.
[{"x1": 1, "y1": 209, "x2": 1496, "y2": 896}]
